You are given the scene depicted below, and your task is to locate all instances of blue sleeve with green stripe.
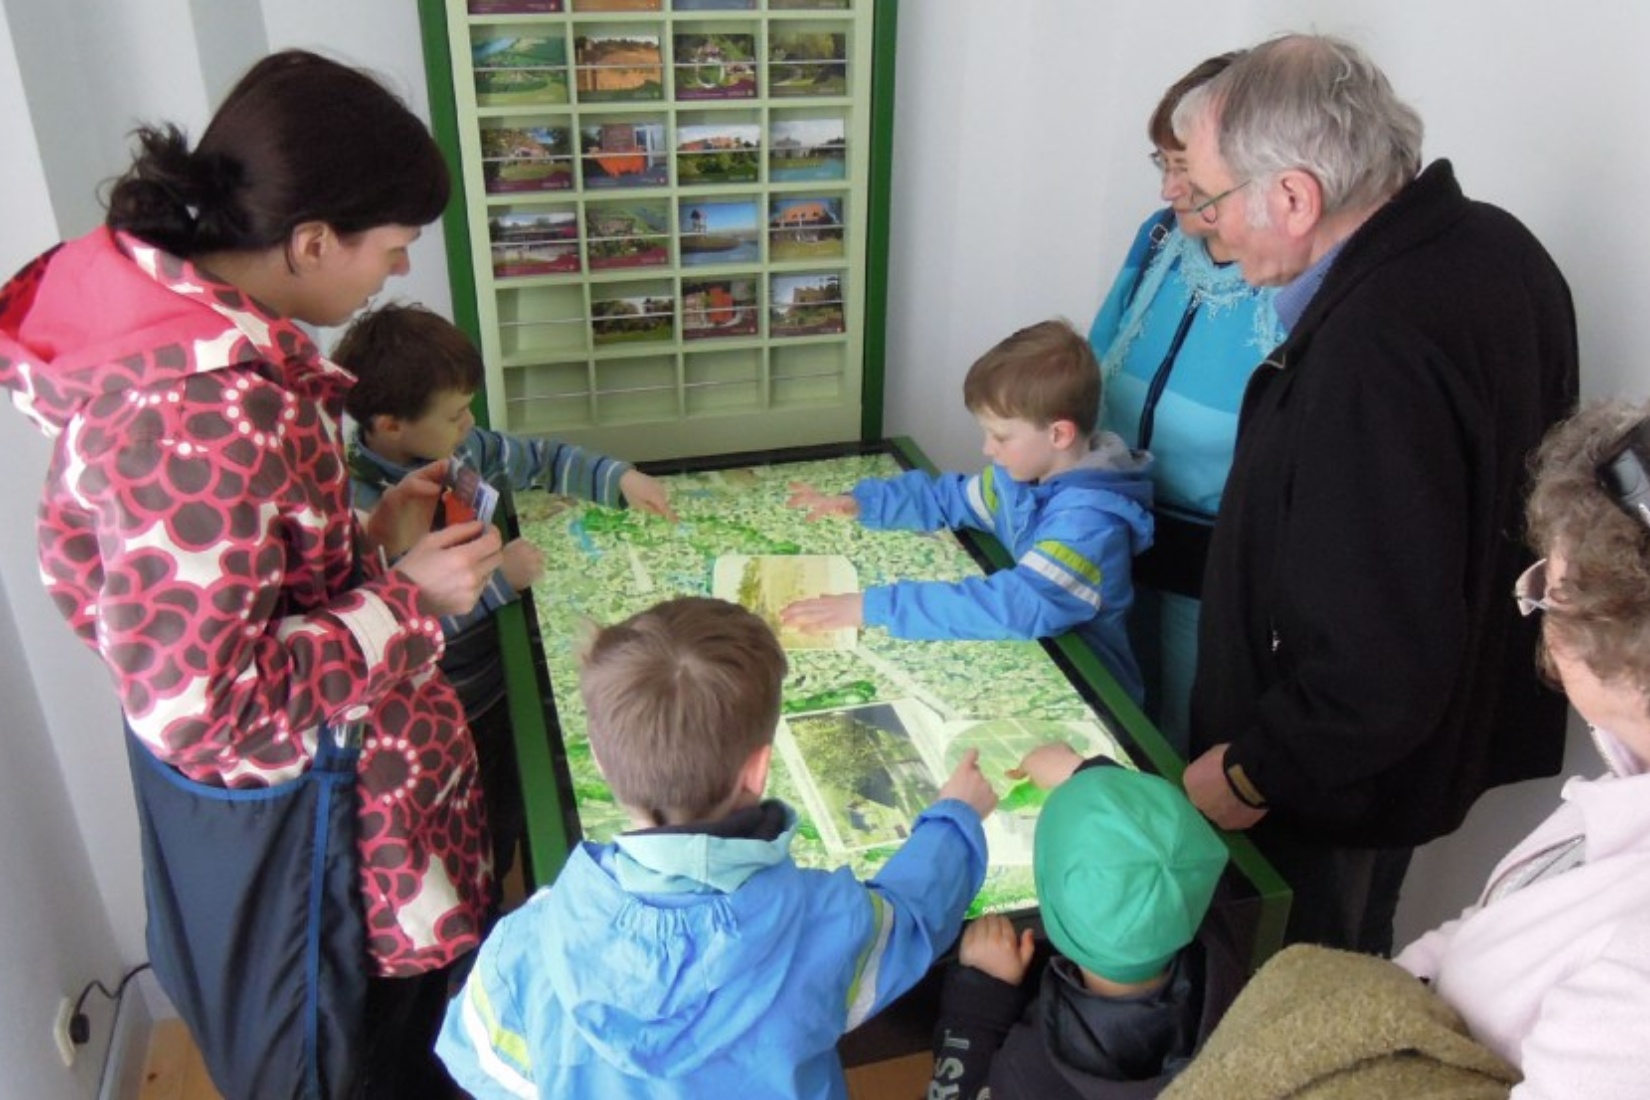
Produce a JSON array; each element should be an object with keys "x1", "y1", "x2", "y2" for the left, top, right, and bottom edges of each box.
[
  {"x1": 851, "y1": 469, "x2": 992, "y2": 533},
  {"x1": 843, "y1": 799, "x2": 989, "y2": 1029},
  {"x1": 437, "y1": 937, "x2": 537, "y2": 1098}
]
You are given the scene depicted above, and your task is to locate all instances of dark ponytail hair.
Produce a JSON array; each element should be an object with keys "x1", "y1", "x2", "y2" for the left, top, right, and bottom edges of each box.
[{"x1": 106, "y1": 49, "x2": 450, "y2": 257}]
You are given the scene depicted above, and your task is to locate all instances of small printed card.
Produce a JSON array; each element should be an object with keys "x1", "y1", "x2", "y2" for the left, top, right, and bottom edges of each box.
[{"x1": 446, "y1": 461, "x2": 500, "y2": 528}]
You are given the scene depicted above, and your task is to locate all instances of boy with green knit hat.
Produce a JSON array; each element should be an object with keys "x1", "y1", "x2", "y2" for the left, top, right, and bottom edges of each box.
[{"x1": 929, "y1": 761, "x2": 1245, "y2": 1099}]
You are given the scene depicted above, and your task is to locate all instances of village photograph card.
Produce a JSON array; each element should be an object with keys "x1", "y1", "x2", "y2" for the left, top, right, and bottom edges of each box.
[
  {"x1": 488, "y1": 209, "x2": 580, "y2": 278},
  {"x1": 480, "y1": 124, "x2": 574, "y2": 194},
  {"x1": 579, "y1": 120, "x2": 668, "y2": 189},
  {"x1": 471, "y1": 33, "x2": 569, "y2": 108},
  {"x1": 574, "y1": 31, "x2": 663, "y2": 102},
  {"x1": 770, "y1": 116, "x2": 846, "y2": 182},
  {"x1": 769, "y1": 196, "x2": 844, "y2": 261},
  {"x1": 770, "y1": 272, "x2": 845, "y2": 336},
  {"x1": 682, "y1": 276, "x2": 759, "y2": 340},
  {"x1": 677, "y1": 198, "x2": 760, "y2": 266},
  {"x1": 573, "y1": 0, "x2": 662, "y2": 11},
  {"x1": 584, "y1": 201, "x2": 670, "y2": 270},
  {"x1": 591, "y1": 288, "x2": 675, "y2": 345},
  {"x1": 768, "y1": 31, "x2": 847, "y2": 97},
  {"x1": 675, "y1": 120, "x2": 760, "y2": 185},
  {"x1": 445, "y1": 460, "x2": 501, "y2": 529},
  {"x1": 469, "y1": 0, "x2": 564, "y2": 12},
  {"x1": 673, "y1": 32, "x2": 757, "y2": 100},
  {"x1": 712, "y1": 554, "x2": 859, "y2": 651}
]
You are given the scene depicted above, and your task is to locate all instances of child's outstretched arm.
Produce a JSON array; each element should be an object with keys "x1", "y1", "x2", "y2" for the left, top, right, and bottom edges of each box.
[
  {"x1": 619, "y1": 468, "x2": 676, "y2": 521},
  {"x1": 842, "y1": 750, "x2": 996, "y2": 1030},
  {"x1": 465, "y1": 426, "x2": 634, "y2": 507},
  {"x1": 786, "y1": 480, "x2": 860, "y2": 520}
]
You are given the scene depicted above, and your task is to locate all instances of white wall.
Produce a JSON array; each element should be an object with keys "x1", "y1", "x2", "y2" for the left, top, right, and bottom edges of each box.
[{"x1": 1, "y1": 7, "x2": 1646, "y2": 1091}]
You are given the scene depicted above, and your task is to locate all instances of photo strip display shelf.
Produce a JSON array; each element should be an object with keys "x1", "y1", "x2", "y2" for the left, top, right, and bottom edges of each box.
[{"x1": 419, "y1": 0, "x2": 894, "y2": 460}]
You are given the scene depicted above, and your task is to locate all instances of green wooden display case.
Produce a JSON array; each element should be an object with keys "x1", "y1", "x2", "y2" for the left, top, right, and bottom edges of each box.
[{"x1": 418, "y1": 0, "x2": 897, "y2": 460}]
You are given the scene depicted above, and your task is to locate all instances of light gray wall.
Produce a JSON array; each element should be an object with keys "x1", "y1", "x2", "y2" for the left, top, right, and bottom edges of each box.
[{"x1": 0, "y1": 6, "x2": 1644, "y2": 1092}]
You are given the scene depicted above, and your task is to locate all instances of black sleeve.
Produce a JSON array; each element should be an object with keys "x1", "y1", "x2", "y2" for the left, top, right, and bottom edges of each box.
[{"x1": 929, "y1": 962, "x2": 1030, "y2": 1100}]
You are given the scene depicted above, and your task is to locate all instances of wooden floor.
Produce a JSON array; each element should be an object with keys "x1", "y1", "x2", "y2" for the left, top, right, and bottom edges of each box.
[{"x1": 139, "y1": 1019, "x2": 930, "y2": 1100}]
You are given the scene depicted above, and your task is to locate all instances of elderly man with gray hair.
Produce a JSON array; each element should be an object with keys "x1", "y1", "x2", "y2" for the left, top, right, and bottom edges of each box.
[{"x1": 1172, "y1": 33, "x2": 1579, "y2": 954}]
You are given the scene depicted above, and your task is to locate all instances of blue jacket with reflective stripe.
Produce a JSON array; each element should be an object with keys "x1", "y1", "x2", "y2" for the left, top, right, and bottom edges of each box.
[
  {"x1": 853, "y1": 436, "x2": 1153, "y2": 704},
  {"x1": 436, "y1": 799, "x2": 987, "y2": 1099}
]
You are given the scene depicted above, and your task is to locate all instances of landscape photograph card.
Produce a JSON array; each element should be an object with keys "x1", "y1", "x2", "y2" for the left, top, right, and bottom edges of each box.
[
  {"x1": 675, "y1": 121, "x2": 760, "y2": 185},
  {"x1": 591, "y1": 292, "x2": 675, "y2": 345},
  {"x1": 678, "y1": 198, "x2": 760, "y2": 265},
  {"x1": 768, "y1": 31, "x2": 848, "y2": 97},
  {"x1": 573, "y1": 0, "x2": 662, "y2": 10},
  {"x1": 579, "y1": 120, "x2": 668, "y2": 189},
  {"x1": 584, "y1": 202, "x2": 670, "y2": 270},
  {"x1": 770, "y1": 116, "x2": 847, "y2": 182},
  {"x1": 673, "y1": 0, "x2": 755, "y2": 8},
  {"x1": 469, "y1": 0, "x2": 564, "y2": 13},
  {"x1": 574, "y1": 32, "x2": 664, "y2": 102},
  {"x1": 487, "y1": 210, "x2": 579, "y2": 278},
  {"x1": 769, "y1": 196, "x2": 844, "y2": 261},
  {"x1": 712, "y1": 553, "x2": 859, "y2": 651},
  {"x1": 471, "y1": 34, "x2": 569, "y2": 108},
  {"x1": 673, "y1": 32, "x2": 757, "y2": 100},
  {"x1": 480, "y1": 124, "x2": 574, "y2": 194},
  {"x1": 682, "y1": 275, "x2": 760, "y2": 340},
  {"x1": 768, "y1": 0, "x2": 848, "y2": 8},
  {"x1": 770, "y1": 272, "x2": 845, "y2": 335}
]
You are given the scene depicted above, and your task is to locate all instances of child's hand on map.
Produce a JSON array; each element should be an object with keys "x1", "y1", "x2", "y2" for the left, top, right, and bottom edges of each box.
[
  {"x1": 1007, "y1": 741, "x2": 1083, "y2": 790},
  {"x1": 500, "y1": 536, "x2": 546, "y2": 591},
  {"x1": 786, "y1": 481, "x2": 859, "y2": 520},
  {"x1": 937, "y1": 747, "x2": 998, "y2": 820},
  {"x1": 958, "y1": 914, "x2": 1036, "y2": 986},
  {"x1": 620, "y1": 469, "x2": 678, "y2": 522},
  {"x1": 779, "y1": 593, "x2": 864, "y2": 633}
]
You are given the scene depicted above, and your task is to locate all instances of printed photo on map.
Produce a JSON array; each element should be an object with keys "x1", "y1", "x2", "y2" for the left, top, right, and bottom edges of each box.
[{"x1": 712, "y1": 553, "x2": 857, "y2": 651}]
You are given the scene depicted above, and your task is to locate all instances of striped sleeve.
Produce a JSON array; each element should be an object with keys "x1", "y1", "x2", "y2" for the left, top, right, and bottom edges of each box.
[
  {"x1": 1020, "y1": 538, "x2": 1104, "y2": 612},
  {"x1": 437, "y1": 945, "x2": 537, "y2": 1098}
]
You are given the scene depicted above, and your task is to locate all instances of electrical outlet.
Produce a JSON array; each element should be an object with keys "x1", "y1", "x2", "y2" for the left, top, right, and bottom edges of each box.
[{"x1": 52, "y1": 996, "x2": 75, "y2": 1069}]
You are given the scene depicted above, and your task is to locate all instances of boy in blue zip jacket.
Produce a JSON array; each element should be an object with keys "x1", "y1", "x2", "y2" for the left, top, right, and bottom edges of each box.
[
  {"x1": 782, "y1": 319, "x2": 1154, "y2": 703},
  {"x1": 436, "y1": 596, "x2": 997, "y2": 1099},
  {"x1": 334, "y1": 303, "x2": 674, "y2": 894}
]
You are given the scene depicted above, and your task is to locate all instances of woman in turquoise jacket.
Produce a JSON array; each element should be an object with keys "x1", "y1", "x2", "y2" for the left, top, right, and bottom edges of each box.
[{"x1": 1090, "y1": 53, "x2": 1285, "y2": 750}]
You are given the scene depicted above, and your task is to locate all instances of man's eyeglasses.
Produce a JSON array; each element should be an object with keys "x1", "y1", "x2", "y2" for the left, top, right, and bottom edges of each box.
[
  {"x1": 1189, "y1": 179, "x2": 1252, "y2": 224},
  {"x1": 1514, "y1": 557, "x2": 1552, "y2": 617}
]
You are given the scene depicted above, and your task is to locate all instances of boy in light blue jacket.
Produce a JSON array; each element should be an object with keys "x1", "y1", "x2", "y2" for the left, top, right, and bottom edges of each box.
[
  {"x1": 436, "y1": 596, "x2": 996, "y2": 1099},
  {"x1": 782, "y1": 319, "x2": 1154, "y2": 703}
]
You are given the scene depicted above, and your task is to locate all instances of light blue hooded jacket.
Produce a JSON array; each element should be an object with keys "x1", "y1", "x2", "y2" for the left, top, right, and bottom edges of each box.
[
  {"x1": 437, "y1": 799, "x2": 987, "y2": 1099},
  {"x1": 853, "y1": 435, "x2": 1154, "y2": 703}
]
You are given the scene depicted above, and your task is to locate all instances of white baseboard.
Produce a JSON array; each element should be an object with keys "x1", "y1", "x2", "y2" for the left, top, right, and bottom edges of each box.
[{"x1": 98, "y1": 972, "x2": 169, "y2": 1100}]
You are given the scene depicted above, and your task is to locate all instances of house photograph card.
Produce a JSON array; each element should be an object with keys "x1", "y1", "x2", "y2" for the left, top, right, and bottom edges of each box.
[
  {"x1": 675, "y1": 121, "x2": 760, "y2": 185},
  {"x1": 580, "y1": 120, "x2": 669, "y2": 189},
  {"x1": 480, "y1": 124, "x2": 574, "y2": 194},
  {"x1": 585, "y1": 202, "x2": 671, "y2": 270}
]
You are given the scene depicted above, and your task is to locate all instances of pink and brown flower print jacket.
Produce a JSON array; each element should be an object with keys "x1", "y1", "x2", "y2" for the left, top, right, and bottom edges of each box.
[{"x1": 0, "y1": 229, "x2": 490, "y2": 977}]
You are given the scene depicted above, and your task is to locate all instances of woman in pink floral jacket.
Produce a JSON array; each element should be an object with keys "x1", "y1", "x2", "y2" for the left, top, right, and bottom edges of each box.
[{"x1": 0, "y1": 50, "x2": 501, "y2": 1098}]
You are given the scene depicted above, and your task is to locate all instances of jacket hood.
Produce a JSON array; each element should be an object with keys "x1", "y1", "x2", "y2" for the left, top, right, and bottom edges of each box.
[
  {"x1": 1035, "y1": 431, "x2": 1155, "y2": 549},
  {"x1": 0, "y1": 228, "x2": 323, "y2": 438},
  {"x1": 538, "y1": 817, "x2": 810, "y2": 1078}
]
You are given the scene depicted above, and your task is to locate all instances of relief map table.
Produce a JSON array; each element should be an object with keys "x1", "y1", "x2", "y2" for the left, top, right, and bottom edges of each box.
[{"x1": 498, "y1": 439, "x2": 1288, "y2": 973}]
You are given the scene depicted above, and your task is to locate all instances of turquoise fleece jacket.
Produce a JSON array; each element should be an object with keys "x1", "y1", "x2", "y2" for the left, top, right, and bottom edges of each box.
[
  {"x1": 436, "y1": 799, "x2": 988, "y2": 1099},
  {"x1": 851, "y1": 435, "x2": 1154, "y2": 704}
]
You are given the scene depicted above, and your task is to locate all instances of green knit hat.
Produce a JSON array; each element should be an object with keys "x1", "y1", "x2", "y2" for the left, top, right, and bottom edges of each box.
[{"x1": 1034, "y1": 766, "x2": 1228, "y2": 984}]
